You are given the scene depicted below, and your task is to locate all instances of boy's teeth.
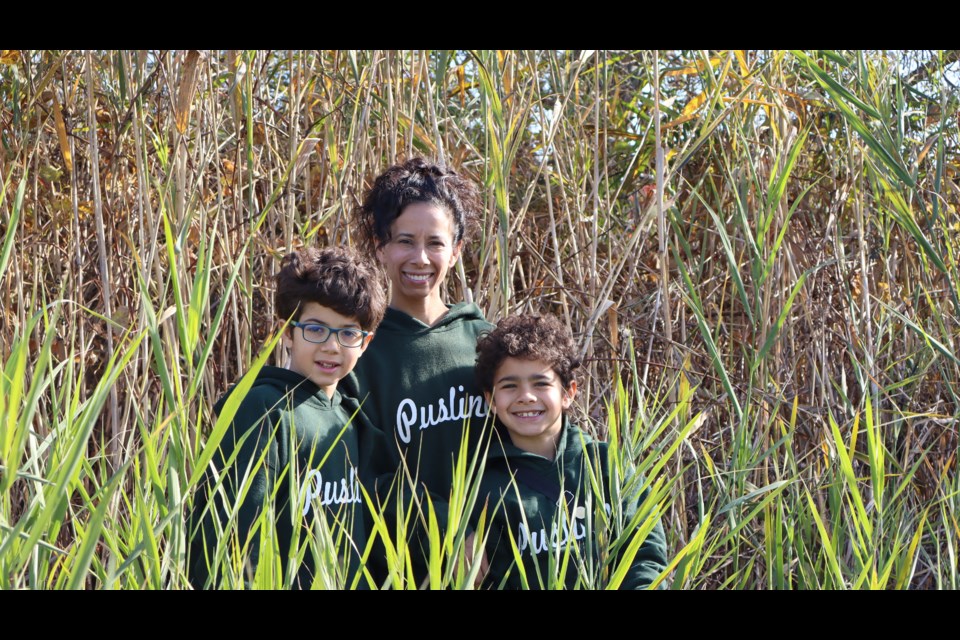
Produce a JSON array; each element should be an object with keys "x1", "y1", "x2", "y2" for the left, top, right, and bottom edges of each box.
[{"x1": 516, "y1": 411, "x2": 542, "y2": 417}]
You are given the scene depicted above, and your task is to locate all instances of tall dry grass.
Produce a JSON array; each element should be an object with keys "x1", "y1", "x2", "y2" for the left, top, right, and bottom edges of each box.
[{"x1": 1, "y1": 49, "x2": 958, "y2": 588}]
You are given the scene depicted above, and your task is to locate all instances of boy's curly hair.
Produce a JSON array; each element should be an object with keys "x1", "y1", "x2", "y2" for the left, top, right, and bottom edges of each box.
[
  {"x1": 354, "y1": 157, "x2": 480, "y2": 258},
  {"x1": 475, "y1": 314, "x2": 581, "y2": 392},
  {"x1": 275, "y1": 246, "x2": 387, "y2": 331}
]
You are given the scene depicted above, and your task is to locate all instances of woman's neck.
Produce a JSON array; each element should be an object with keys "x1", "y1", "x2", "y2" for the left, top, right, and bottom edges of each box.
[{"x1": 391, "y1": 294, "x2": 450, "y2": 326}]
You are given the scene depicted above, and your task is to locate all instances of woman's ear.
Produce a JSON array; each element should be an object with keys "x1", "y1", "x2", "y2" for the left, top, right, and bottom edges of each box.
[{"x1": 450, "y1": 241, "x2": 463, "y2": 267}]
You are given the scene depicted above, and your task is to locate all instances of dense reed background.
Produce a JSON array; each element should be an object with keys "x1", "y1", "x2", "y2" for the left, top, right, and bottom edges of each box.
[{"x1": 1, "y1": 50, "x2": 958, "y2": 588}]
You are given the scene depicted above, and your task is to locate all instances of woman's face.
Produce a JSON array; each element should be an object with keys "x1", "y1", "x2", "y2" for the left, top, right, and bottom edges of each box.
[{"x1": 377, "y1": 202, "x2": 461, "y2": 311}]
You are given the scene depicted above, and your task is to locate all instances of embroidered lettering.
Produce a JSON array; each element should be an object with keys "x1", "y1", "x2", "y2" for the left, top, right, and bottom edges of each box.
[
  {"x1": 393, "y1": 386, "x2": 488, "y2": 443},
  {"x1": 302, "y1": 466, "x2": 362, "y2": 516},
  {"x1": 515, "y1": 495, "x2": 613, "y2": 557},
  {"x1": 396, "y1": 399, "x2": 416, "y2": 444}
]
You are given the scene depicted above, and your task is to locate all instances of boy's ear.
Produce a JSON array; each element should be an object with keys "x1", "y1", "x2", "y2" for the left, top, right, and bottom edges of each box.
[
  {"x1": 362, "y1": 332, "x2": 375, "y2": 349},
  {"x1": 561, "y1": 380, "x2": 578, "y2": 409},
  {"x1": 484, "y1": 391, "x2": 494, "y2": 412},
  {"x1": 281, "y1": 323, "x2": 295, "y2": 349}
]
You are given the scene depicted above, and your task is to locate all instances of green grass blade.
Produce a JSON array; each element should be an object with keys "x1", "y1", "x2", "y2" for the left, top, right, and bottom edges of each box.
[
  {"x1": 65, "y1": 464, "x2": 128, "y2": 590},
  {"x1": 673, "y1": 244, "x2": 744, "y2": 421},
  {"x1": 754, "y1": 272, "x2": 807, "y2": 367},
  {"x1": 187, "y1": 327, "x2": 284, "y2": 487}
]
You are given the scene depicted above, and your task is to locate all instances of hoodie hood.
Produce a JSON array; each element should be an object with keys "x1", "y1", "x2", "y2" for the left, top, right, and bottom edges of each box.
[
  {"x1": 214, "y1": 365, "x2": 342, "y2": 415},
  {"x1": 485, "y1": 415, "x2": 594, "y2": 464},
  {"x1": 375, "y1": 301, "x2": 488, "y2": 335}
]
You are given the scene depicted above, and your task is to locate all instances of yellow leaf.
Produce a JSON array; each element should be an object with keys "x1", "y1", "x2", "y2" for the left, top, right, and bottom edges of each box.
[
  {"x1": 39, "y1": 164, "x2": 62, "y2": 183},
  {"x1": 607, "y1": 305, "x2": 619, "y2": 351},
  {"x1": 452, "y1": 65, "x2": 471, "y2": 107},
  {"x1": 679, "y1": 352, "x2": 691, "y2": 402},
  {"x1": 722, "y1": 96, "x2": 778, "y2": 108},
  {"x1": 0, "y1": 50, "x2": 19, "y2": 65},
  {"x1": 396, "y1": 113, "x2": 437, "y2": 154},
  {"x1": 734, "y1": 50, "x2": 750, "y2": 76},
  {"x1": 663, "y1": 112, "x2": 699, "y2": 129},
  {"x1": 916, "y1": 134, "x2": 938, "y2": 167},
  {"x1": 665, "y1": 57, "x2": 722, "y2": 77},
  {"x1": 682, "y1": 91, "x2": 708, "y2": 117},
  {"x1": 51, "y1": 92, "x2": 73, "y2": 174}
]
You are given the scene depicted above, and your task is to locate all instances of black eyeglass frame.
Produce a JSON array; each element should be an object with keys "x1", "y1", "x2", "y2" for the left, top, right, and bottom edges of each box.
[{"x1": 290, "y1": 321, "x2": 371, "y2": 348}]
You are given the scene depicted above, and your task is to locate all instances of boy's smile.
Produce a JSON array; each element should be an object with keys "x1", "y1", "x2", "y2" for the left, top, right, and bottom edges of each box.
[
  {"x1": 283, "y1": 301, "x2": 370, "y2": 398},
  {"x1": 487, "y1": 357, "x2": 577, "y2": 459}
]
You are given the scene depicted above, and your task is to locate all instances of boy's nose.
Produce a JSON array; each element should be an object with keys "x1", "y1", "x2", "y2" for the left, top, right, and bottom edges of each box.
[{"x1": 517, "y1": 388, "x2": 536, "y2": 401}]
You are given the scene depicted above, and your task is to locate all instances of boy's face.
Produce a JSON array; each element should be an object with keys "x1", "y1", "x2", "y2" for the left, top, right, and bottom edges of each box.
[
  {"x1": 282, "y1": 301, "x2": 371, "y2": 398},
  {"x1": 485, "y1": 356, "x2": 576, "y2": 456}
]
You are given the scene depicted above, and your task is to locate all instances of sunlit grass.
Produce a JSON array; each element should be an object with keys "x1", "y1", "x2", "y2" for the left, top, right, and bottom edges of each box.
[{"x1": 1, "y1": 49, "x2": 957, "y2": 588}]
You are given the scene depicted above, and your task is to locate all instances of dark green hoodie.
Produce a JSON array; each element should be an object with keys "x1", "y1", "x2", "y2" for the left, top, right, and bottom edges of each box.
[
  {"x1": 473, "y1": 418, "x2": 668, "y2": 589},
  {"x1": 341, "y1": 302, "x2": 493, "y2": 504},
  {"x1": 188, "y1": 366, "x2": 379, "y2": 589},
  {"x1": 340, "y1": 302, "x2": 492, "y2": 582}
]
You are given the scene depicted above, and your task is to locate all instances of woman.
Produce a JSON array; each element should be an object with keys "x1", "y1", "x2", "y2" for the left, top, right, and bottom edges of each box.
[{"x1": 342, "y1": 158, "x2": 493, "y2": 580}]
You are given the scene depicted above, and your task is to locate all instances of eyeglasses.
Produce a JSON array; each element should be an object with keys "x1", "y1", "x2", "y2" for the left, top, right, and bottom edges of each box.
[{"x1": 291, "y1": 322, "x2": 370, "y2": 348}]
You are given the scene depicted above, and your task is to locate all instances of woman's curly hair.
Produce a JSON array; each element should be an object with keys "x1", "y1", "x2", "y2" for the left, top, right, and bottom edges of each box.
[{"x1": 354, "y1": 157, "x2": 480, "y2": 258}]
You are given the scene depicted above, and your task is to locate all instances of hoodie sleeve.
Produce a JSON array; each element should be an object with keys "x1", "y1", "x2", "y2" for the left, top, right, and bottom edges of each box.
[{"x1": 188, "y1": 387, "x2": 284, "y2": 589}]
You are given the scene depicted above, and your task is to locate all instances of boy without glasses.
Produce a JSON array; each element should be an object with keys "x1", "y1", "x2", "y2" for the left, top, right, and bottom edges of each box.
[
  {"x1": 472, "y1": 314, "x2": 668, "y2": 589},
  {"x1": 188, "y1": 246, "x2": 387, "y2": 589}
]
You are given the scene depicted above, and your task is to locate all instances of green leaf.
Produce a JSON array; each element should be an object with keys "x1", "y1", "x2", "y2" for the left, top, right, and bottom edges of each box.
[
  {"x1": 765, "y1": 126, "x2": 810, "y2": 223},
  {"x1": 754, "y1": 272, "x2": 807, "y2": 367},
  {"x1": 65, "y1": 464, "x2": 128, "y2": 590},
  {"x1": 827, "y1": 413, "x2": 873, "y2": 538},
  {"x1": 793, "y1": 52, "x2": 914, "y2": 187},
  {"x1": 806, "y1": 490, "x2": 846, "y2": 589},
  {"x1": 674, "y1": 244, "x2": 744, "y2": 421}
]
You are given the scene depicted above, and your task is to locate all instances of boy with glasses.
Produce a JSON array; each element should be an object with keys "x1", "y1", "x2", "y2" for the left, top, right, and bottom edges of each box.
[{"x1": 189, "y1": 246, "x2": 387, "y2": 589}]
